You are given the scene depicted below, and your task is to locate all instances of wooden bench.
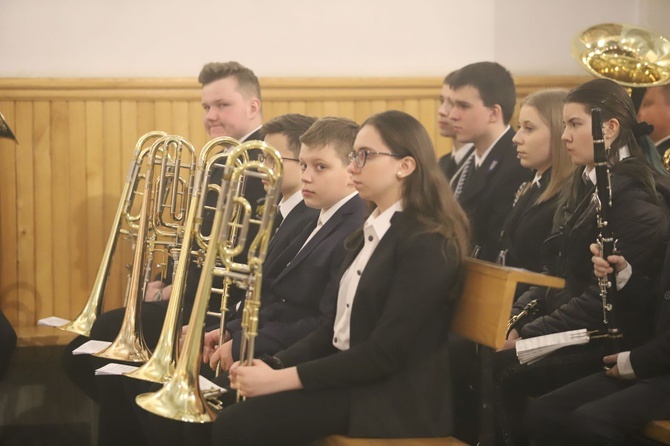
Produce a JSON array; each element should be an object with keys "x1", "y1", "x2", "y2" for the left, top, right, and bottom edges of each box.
[
  {"x1": 313, "y1": 258, "x2": 565, "y2": 446},
  {"x1": 642, "y1": 420, "x2": 670, "y2": 445}
]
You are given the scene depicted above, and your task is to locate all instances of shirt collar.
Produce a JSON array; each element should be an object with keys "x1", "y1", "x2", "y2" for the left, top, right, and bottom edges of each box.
[
  {"x1": 240, "y1": 125, "x2": 262, "y2": 143},
  {"x1": 583, "y1": 145, "x2": 631, "y2": 185},
  {"x1": 474, "y1": 126, "x2": 510, "y2": 167},
  {"x1": 452, "y1": 143, "x2": 475, "y2": 165},
  {"x1": 278, "y1": 190, "x2": 303, "y2": 219},
  {"x1": 364, "y1": 200, "x2": 404, "y2": 241},
  {"x1": 318, "y1": 191, "x2": 358, "y2": 227}
]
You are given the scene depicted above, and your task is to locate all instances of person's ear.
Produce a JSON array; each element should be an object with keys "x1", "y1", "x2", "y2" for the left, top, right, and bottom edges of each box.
[
  {"x1": 248, "y1": 97, "x2": 261, "y2": 118},
  {"x1": 489, "y1": 104, "x2": 504, "y2": 123},
  {"x1": 603, "y1": 118, "x2": 620, "y2": 144},
  {"x1": 396, "y1": 157, "x2": 416, "y2": 179}
]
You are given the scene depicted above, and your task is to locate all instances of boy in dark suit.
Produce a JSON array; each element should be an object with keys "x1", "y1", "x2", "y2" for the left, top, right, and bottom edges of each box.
[
  {"x1": 202, "y1": 116, "x2": 368, "y2": 374},
  {"x1": 447, "y1": 61, "x2": 531, "y2": 261},
  {"x1": 637, "y1": 85, "x2": 670, "y2": 158},
  {"x1": 437, "y1": 69, "x2": 475, "y2": 181}
]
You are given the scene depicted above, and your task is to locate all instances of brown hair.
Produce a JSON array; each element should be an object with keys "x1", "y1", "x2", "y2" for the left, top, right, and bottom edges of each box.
[
  {"x1": 299, "y1": 117, "x2": 359, "y2": 165},
  {"x1": 260, "y1": 114, "x2": 318, "y2": 157},
  {"x1": 449, "y1": 61, "x2": 517, "y2": 124},
  {"x1": 519, "y1": 88, "x2": 575, "y2": 204},
  {"x1": 361, "y1": 110, "x2": 470, "y2": 260},
  {"x1": 197, "y1": 61, "x2": 261, "y2": 102}
]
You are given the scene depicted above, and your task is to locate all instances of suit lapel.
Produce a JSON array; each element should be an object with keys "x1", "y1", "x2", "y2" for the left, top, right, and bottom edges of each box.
[
  {"x1": 273, "y1": 196, "x2": 358, "y2": 282},
  {"x1": 459, "y1": 128, "x2": 515, "y2": 202}
]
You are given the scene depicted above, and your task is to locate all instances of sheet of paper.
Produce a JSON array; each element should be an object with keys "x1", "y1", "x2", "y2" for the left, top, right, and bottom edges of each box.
[
  {"x1": 72, "y1": 340, "x2": 112, "y2": 355},
  {"x1": 37, "y1": 316, "x2": 71, "y2": 327}
]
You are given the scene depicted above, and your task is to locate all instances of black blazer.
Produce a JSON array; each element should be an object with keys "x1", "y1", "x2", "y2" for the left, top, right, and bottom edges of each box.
[
  {"x1": 439, "y1": 145, "x2": 475, "y2": 181},
  {"x1": 226, "y1": 194, "x2": 368, "y2": 360},
  {"x1": 453, "y1": 127, "x2": 532, "y2": 261},
  {"x1": 263, "y1": 200, "x2": 320, "y2": 288},
  {"x1": 277, "y1": 211, "x2": 463, "y2": 438},
  {"x1": 499, "y1": 170, "x2": 559, "y2": 273}
]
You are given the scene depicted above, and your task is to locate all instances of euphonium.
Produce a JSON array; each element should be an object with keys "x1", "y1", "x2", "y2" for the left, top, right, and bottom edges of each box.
[
  {"x1": 59, "y1": 131, "x2": 167, "y2": 336},
  {"x1": 95, "y1": 135, "x2": 197, "y2": 362},
  {"x1": 125, "y1": 136, "x2": 241, "y2": 383},
  {"x1": 135, "y1": 140, "x2": 282, "y2": 422}
]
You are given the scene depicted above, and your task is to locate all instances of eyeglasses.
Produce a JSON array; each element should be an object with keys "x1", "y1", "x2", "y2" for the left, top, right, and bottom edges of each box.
[
  {"x1": 347, "y1": 149, "x2": 403, "y2": 168},
  {"x1": 258, "y1": 154, "x2": 300, "y2": 169}
]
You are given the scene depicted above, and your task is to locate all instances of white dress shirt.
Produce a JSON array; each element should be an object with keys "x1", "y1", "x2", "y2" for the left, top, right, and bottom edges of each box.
[
  {"x1": 297, "y1": 191, "x2": 358, "y2": 253},
  {"x1": 474, "y1": 126, "x2": 511, "y2": 168},
  {"x1": 277, "y1": 190, "x2": 303, "y2": 221},
  {"x1": 331, "y1": 200, "x2": 404, "y2": 350}
]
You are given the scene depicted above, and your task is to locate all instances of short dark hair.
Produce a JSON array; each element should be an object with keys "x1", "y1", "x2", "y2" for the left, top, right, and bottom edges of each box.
[
  {"x1": 260, "y1": 114, "x2": 318, "y2": 157},
  {"x1": 197, "y1": 61, "x2": 261, "y2": 101},
  {"x1": 443, "y1": 69, "x2": 459, "y2": 87},
  {"x1": 449, "y1": 61, "x2": 516, "y2": 124},
  {"x1": 299, "y1": 117, "x2": 359, "y2": 164}
]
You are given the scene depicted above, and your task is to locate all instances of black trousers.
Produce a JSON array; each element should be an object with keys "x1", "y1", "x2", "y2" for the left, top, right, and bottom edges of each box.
[
  {"x1": 0, "y1": 310, "x2": 16, "y2": 382},
  {"x1": 493, "y1": 342, "x2": 607, "y2": 446},
  {"x1": 61, "y1": 302, "x2": 170, "y2": 402},
  {"x1": 527, "y1": 372, "x2": 670, "y2": 446},
  {"x1": 212, "y1": 387, "x2": 351, "y2": 446}
]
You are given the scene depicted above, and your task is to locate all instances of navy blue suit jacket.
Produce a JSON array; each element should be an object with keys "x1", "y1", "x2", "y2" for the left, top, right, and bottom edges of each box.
[{"x1": 226, "y1": 194, "x2": 368, "y2": 360}]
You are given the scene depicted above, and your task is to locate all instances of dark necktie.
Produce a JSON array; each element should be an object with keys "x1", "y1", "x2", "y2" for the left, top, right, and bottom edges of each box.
[{"x1": 454, "y1": 156, "x2": 475, "y2": 199}]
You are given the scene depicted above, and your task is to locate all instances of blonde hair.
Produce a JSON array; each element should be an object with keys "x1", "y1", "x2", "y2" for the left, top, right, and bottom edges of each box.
[{"x1": 519, "y1": 88, "x2": 575, "y2": 204}]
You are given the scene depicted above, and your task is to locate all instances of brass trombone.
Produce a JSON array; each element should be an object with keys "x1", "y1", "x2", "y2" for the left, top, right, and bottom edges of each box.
[
  {"x1": 95, "y1": 135, "x2": 197, "y2": 362},
  {"x1": 124, "y1": 136, "x2": 241, "y2": 383},
  {"x1": 135, "y1": 140, "x2": 282, "y2": 422},
  {"x1": 59, "y1": 131, "x2": 167, "y2": 336}
]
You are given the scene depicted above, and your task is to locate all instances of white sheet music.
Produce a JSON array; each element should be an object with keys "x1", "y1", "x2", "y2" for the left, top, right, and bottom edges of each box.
[
  {"x1": 95, "y1": 363, "x2": 137, "y2": 375},
  {"x1": 516, "y1": 328, "x2": 590, "y2": 364},
  {"x1": 72, "y1": 340, "x2": 112, "y2": 355},
  {"x1": 37, "y1": 316, "x2": 71, "y2": 327},
  {"x1": 94, "y1": 363, "x2": 226, "y2": 393}
]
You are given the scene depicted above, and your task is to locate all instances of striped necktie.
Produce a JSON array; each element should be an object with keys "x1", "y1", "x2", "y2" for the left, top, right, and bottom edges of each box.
[{"x1": 454, "y1": 155, "x2": 475, "y2": 199}]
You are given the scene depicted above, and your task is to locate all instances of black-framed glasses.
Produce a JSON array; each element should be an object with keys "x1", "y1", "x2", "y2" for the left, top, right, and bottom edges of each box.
[
  {"x1": 347, "y1": 149, "x2": 403, "y2": 168},
  {"x1": 258, "y1": 154, "x2": 300, "y2": 168}
]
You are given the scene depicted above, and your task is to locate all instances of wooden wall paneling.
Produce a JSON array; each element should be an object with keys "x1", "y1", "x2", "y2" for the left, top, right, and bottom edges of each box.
[
  {"x1": 270, "y1": 101, "x2": 290, "y2": 120},
  {"x1": 0, "y1": 102, "x2": 18, "y2": 328},
  {"x1": 188, "y1": 100, "x2": 207, "y2": 149},
  {"x1": 14, "y1": 101, "x2": 36, "y2": 336},
  {"x1": 171, "y1": 101, "x2": 190, "y2": 138},
  {"x1": 288, "y1": 101, "x2": 307, "y2": 115},
  {"x1": 68, "y1": 101, "x2": 88, "y2": 323},
  {"x1": 137, "y1": 101, "x2": 157, "y2": 136},
  {"x1": 101, "y1": 100, "x2": 124, "y2": 311},
  {"x1": 338, "y1": 101, "x2": 355, "y2": 121},
  {"x1": 33, "y1": 101, "x2": 54, "y2": 323},
  {"x1": 370, "y1": 100, "x2": 387, "y2": 115},
  {"x1": 353, "y1": 101, "x2": 372, "y2": 124},
  {"x1": 50, "y1": 101, "x2": 71, "y2": 323},
  {"x1": 322, "y1": 101, "x2": 339, "y2": 117},
  {"x1": 154, "y1": 101, "x2": 173, "y2": 135},
  {"x1": 305, "y1": 102, "x2": 323, "y2": 117}
]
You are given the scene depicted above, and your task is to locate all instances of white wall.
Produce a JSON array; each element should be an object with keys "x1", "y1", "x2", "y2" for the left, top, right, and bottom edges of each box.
[{"x1": 1, "y1": 0, "x2": 669, "y2": 78}]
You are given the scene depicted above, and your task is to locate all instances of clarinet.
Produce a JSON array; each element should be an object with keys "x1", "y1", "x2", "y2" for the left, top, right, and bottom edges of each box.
[{"x1": 592, "y1": 108, "x2": 623, "y2": 352}]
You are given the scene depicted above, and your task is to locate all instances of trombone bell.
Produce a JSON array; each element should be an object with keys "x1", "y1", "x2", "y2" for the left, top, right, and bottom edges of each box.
[{"x1": 571, "y1": 23, "x2": 670, "y2": 87}]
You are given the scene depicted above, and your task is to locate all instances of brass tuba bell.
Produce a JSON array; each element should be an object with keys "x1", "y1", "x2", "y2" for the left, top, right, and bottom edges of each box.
[
  {"x1": 0, "y1": 112, "x2": 18, "y2": 143},
  {"x1": 571, "y1": 23, "x2": 670, "y2": 87}
]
